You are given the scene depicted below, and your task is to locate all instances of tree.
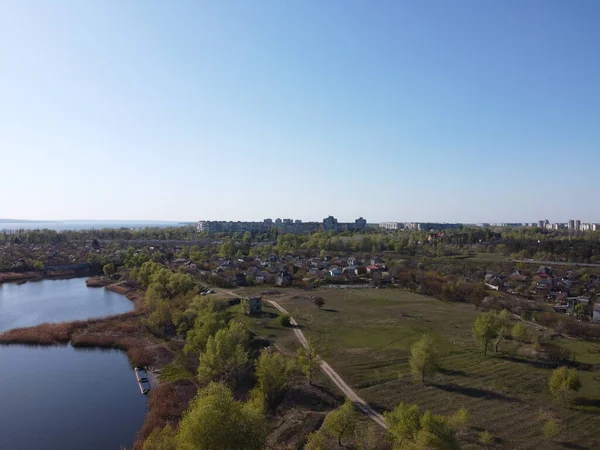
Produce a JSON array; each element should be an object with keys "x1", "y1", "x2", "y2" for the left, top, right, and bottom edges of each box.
[
  {"x1": 409, "y1": 334, "x2": 438, "y2": 382},
  {"x1": 33, "y1": 260, "x2": 45, "y2": 271},
  {"x1": 177, "y1": 382, "x2": 266, "y2": 450},
  {"x1": 574, "y1": 303, "x2": 586, "y2": 319},
  {"x1": 255, "y1": 350, "x2": 292, "y2": 409},
  {"x1": 479, "y1": 431, "x2": 493, "y2": 446},
  {"x1": 472, "y1": 312, "x2": 499, "y2": 355},
  {"x1": 314, "y1": 297, "x2": 325, "y2": 309},
  {"x1": 304, "y1": 431, "x2": 328, "y2": 450},
  {"x1": 512, "y1": 321, "x2": 529, "y2": 342},
  {"x1": 549, "y1": 366, "x2": 581, "y2": 405},
  {"x1": 543, "y1": 418, "x2": 560, "y2": 441},
  {"x1": 297, "y1": 338, "x2": 319, "y2": 385},
  {"x1": 323, "y1": 398, "x2": 358, "y2": 447},
  {"x1": 143, "y1": 424, "x2": 177, "y2": 450},
  {"x1": 278, "y1": 313, "x2": 292, "y2": 327},
  {"x1": 184, "y1": 302, "x2": 226, "y2": 354},
  {"x1": 384, "y1": 403, "x2": 462, "y2": 450},
  {"x1": 198, "y1": 323, "x2": 249, "y2": 384},
  {"x1": 493, "y1": 309, "x2": 512, "y2": 352},
  {"x1": 103, "y1": 263, "x2": 115, "y2": 276}
]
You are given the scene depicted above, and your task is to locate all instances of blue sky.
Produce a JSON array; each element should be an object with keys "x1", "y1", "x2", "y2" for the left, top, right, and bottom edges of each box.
[{"x1": 1, "y1": 1, "x2": 598, "y2": 223}]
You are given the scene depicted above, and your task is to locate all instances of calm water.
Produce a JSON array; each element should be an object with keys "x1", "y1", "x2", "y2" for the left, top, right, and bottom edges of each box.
[
  {"x1": 0, "y1": 278, "x2": 135, "y2": 332},
  {"x1": 0, "y1": 279, "x2": 147, "y2": 450},
  {"x1": 0, "y1": 220, "x2": 184, "y2": 231}
]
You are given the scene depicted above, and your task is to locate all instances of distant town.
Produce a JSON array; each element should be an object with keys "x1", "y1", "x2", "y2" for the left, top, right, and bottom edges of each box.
[{"x1": 197, "y1": 217, "x2": 600, "y2": 233}]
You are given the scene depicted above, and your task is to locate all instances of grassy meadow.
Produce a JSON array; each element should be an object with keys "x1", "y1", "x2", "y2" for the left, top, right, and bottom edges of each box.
[{"x1": 235, "y1": 286, "x2": 600, "y2": 449}]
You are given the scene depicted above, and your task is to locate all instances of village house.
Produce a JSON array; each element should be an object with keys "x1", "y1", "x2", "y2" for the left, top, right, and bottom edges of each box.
[
  {"x1": 593, "y1": 303, "x2": 600, "y2": 323},
  {"x1": 276, "y1": 271, "x2": 293, "y2": 286},
  {"x1": 243, "y1": 296, "x2": 263, "y2": 315}
]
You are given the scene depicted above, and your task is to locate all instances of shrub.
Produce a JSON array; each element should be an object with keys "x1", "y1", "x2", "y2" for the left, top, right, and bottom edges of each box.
[
  {"x1": 278, "y1": 313, "x2": 291, "y2": 327},
  {"x1": 479, "y1": 430, "x2": 493, "y2": 445},
  {"x1": 543, "y1": 418, "x2": 560, "y2": 441}
]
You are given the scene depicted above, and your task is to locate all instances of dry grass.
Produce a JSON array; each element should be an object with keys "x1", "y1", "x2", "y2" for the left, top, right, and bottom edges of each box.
[{"x1": 133, "y1": 380, "x2": 197, "y2": 450}]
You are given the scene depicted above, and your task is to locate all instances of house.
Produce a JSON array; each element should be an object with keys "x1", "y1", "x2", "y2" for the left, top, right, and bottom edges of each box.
[
  {"x1": 593, "y1": 303, "x2": 600, "y2": 323},
  {"x1": 538, "y1": 266, "x2": 553, "y2": 277},
  {"x1": 329, "y1": 267, "x2": 342, "y2": 277},
  {"x1": 235, "y1": 273, "x2": 247, "y2": 286},
  {"x1": 510, "y1": 270, "x2": 528, "y2": 282},
  {"x1": 243, "y1": 296, "x2": 262, "y2": 315},
  {"x1": 366, "y1": 265, "x2": 382, "y2": 274},
  {"x1": 276, "y1": 271, "x2": 293, "y2": 286},
  {"x1": 347, "y1": 256, "x2": 359, "y2": 267},
  {"x1": 370, "y1": 257, "x2": 383, "y2": 266},
  {"x1": 484, "y1": 273, "x2": 505, "y2": 287}
]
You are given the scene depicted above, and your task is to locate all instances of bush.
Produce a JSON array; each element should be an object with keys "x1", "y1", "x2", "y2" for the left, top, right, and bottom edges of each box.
[
  {"x1": 543, "y1": 418, "x2": 560, "y2": 441},
  {"x1": 278, "y1": 313, "x2": 291, "y2": 327},
  {"x1": 479, "y1": 430, "x2": 493, "y2": 445}
]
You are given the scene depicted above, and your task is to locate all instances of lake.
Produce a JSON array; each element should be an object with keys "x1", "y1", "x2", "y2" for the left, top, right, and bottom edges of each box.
[{"x1": 0, "y1": 278, "x2": 147, "y2": 449}]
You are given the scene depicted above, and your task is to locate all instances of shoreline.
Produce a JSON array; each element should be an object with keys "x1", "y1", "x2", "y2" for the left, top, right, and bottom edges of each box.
[{"x1": 0, "y1": 280, "x2": 180, "y2": 449}]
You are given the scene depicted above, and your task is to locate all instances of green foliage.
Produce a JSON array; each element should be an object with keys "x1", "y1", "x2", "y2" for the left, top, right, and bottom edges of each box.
[
  {"x1": 184, "y1": 301, "x2": 226, "y2": 354},
  {"x1": 494, "y1": 309, "x2": 512, "y2": 352},
  {"x1": 409, "y1": 334, "x2": 438, "y2": 382},
  {"x1": 255, "y1": 350, "x2": 292, "y2": 410},
  {"x1": 479, "y1": 430, "x2": 493, "y2": 445},
  {"x1": 472, "y1": 311, "x2": 499, "y2": 355},
  {"x1": 323, "y1": 398, "x2": 358, "y2": 447},
  {"x1": 177, "y1": 382, "x2": 266, "y2": 450},
  {"x1": 384, "y1": 403, "x2": 461, "y2": 450},
  {"x1": 197, "y1": 322, "x2": 249, "y2": 384},
  {"x1": 511, "y1": 321, "x2": 529, "y2": 342},
  {"x1": 278, "y1": 313, "x2": 292, "y2": 327},
  {"x1": 102, "y1": 263, "x2": 115, "y2": 276},
  {"x1": 143, "y1": 424, "x2": 177, "y2": 450},
  {"x1": 449, "y1": 407, "x2": 470, "y2": 430},
  {"x1": 297, "y1": 338, "x2": 319, "y2": 384},
  {"x1": 145, "y1": 300, "x2": 173, "y2": 336},
  {"x1": 574, "y1": 303, "x2": 586, "y2": 318},
  {"x1": 549, "y1": 366, "x2": 581, "y2": 405},
  {"x1": 304, "y1": 430, "x2": 328, "y2": 450},
  {"x1": 543, "y1": 418, "x2": 560, "y2": 440},
  {"x1": 33, "y1": 260, "x2": 45, "y2": 271}
]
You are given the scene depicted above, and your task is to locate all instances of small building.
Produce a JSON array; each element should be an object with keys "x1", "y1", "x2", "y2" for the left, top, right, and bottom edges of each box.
[
  {"x1": 276, "y1": 271, "x2": 293, "y2": 286},
  {"x1": 243, "y1": 296, "x2": 263, "y2": 315},
  {"x1": 593, "y1": 303, "x2": 600, "y2": 323}
]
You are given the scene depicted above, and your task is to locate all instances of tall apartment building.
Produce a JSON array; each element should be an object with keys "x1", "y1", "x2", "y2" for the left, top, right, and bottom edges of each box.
[
  {"x1": 568, "y1": 220, "x2": 575, "y2": 231},
  {"x1": 379, "y1": 222, "x2": 402, "y2": 230},
  {"x1": 575, "y1": 220, "x2": 581, "y2": 231}
]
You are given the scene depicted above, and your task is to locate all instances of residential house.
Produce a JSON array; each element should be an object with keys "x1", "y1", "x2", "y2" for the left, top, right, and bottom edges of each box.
[
  {"x1": 276, "y1": 271, "x2": 293, "y2": 286},
  {"x1": 593, "y1": 303, "x2": 600, "y2": 323},
  {"x1": 366, "y1": 265, "x2": 383, "y2": 274},
  {"x1": 484, "y1": 273, "x2": 505, "y2": 287},
  {"x1": 329, "y1": 267, "x2": 342, "y2": 277},
  {"x1": 538, "y1": 266, "x2": 553, "y2": 277},
  {"x1": 347, "y1": 256, "x2": 359, "y2": 267},
  {"x1": 235, "y1": 273, "x2": 248, "y2": 286},
  {"x1": 510, "y1": 270, "x2": 528, "y2": 282}
]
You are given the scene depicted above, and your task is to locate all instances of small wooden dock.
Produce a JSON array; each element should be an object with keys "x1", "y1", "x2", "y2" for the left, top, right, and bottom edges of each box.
[{"x1": 134, "y1": 367, "x2": 151, "y2": 395}]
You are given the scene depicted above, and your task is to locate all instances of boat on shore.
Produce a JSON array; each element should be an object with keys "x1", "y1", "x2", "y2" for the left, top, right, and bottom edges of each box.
[{"x1": 134, "y1": 367, "x2": 150, "y2": 395}]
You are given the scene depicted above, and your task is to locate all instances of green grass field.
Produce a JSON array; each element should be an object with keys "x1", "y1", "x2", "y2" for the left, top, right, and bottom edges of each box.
[{"x1": 235, "y1": 286, "x2": 600, "y2": 449}]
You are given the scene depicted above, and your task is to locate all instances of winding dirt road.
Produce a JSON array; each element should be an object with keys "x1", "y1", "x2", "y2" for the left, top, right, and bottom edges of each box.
[{"x1": 216, "y1": 289, "x2": 386, "y2": 428}]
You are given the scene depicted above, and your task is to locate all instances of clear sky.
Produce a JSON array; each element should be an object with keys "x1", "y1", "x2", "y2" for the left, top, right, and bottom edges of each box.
[{"x1": 1, "y1": 1, "x2": 598, "y2": 223}]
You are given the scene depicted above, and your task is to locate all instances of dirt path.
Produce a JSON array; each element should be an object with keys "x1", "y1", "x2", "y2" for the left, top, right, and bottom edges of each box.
[{"x1": 215, "y1": 288, "x2": 387, "y2": 428}]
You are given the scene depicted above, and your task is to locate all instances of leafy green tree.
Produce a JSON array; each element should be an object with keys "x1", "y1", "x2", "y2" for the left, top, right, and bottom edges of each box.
[
  {"x1": 143, "y1": 424, "x2": 177, "y2": 450},
  {"x1": 323, "y1": 397, "x2": 358, "y2": 447},
  {"x1": 255, "y1": 351, "x2": 292, "y2": 410},
  {"x1": 198, "y1": 323, "x2": 249, "y2": 384},
  {"x1": 472, "y1": 312, "x2": 499, "y2": 355},
  {"x1": 494, "y1": 309, "x2": 512, "y2": 352},
  {"x1": 184, "y1": 301, "x2": 226, "y2": 354},
  {"x1": 297, "y1": 338, "x2": 319, "y2": 385},
  {"x1": 145, "y1": 300, "x2": 173, "y2": 336},
  {"x1": 103, "y1": 263, "x2": 115, "y2": 276},
  {"x1": 177, "y1": 382, "x2": 266, "y2": 450},
  {"x1": 409, "y1": 334, "x2": 438, "y2": 382},
  {"x1": 384, "y1": 403, "x2": 461, "y2": 450},
  {"x1": 304, "y1": 430, "x2": 328, "y2": 450},
  {"x1": 449, "y1": 407, "x2": 470, "y2": 430},
  {"x1": 549, "y1": 366, "x2": 581, "y2": 405},
  {"x1": 33, "y1": 260, "x2": 45, "y2": 271},
  {"x1": 511, "y1": 321, "x2": 529, "y2": 342}
]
